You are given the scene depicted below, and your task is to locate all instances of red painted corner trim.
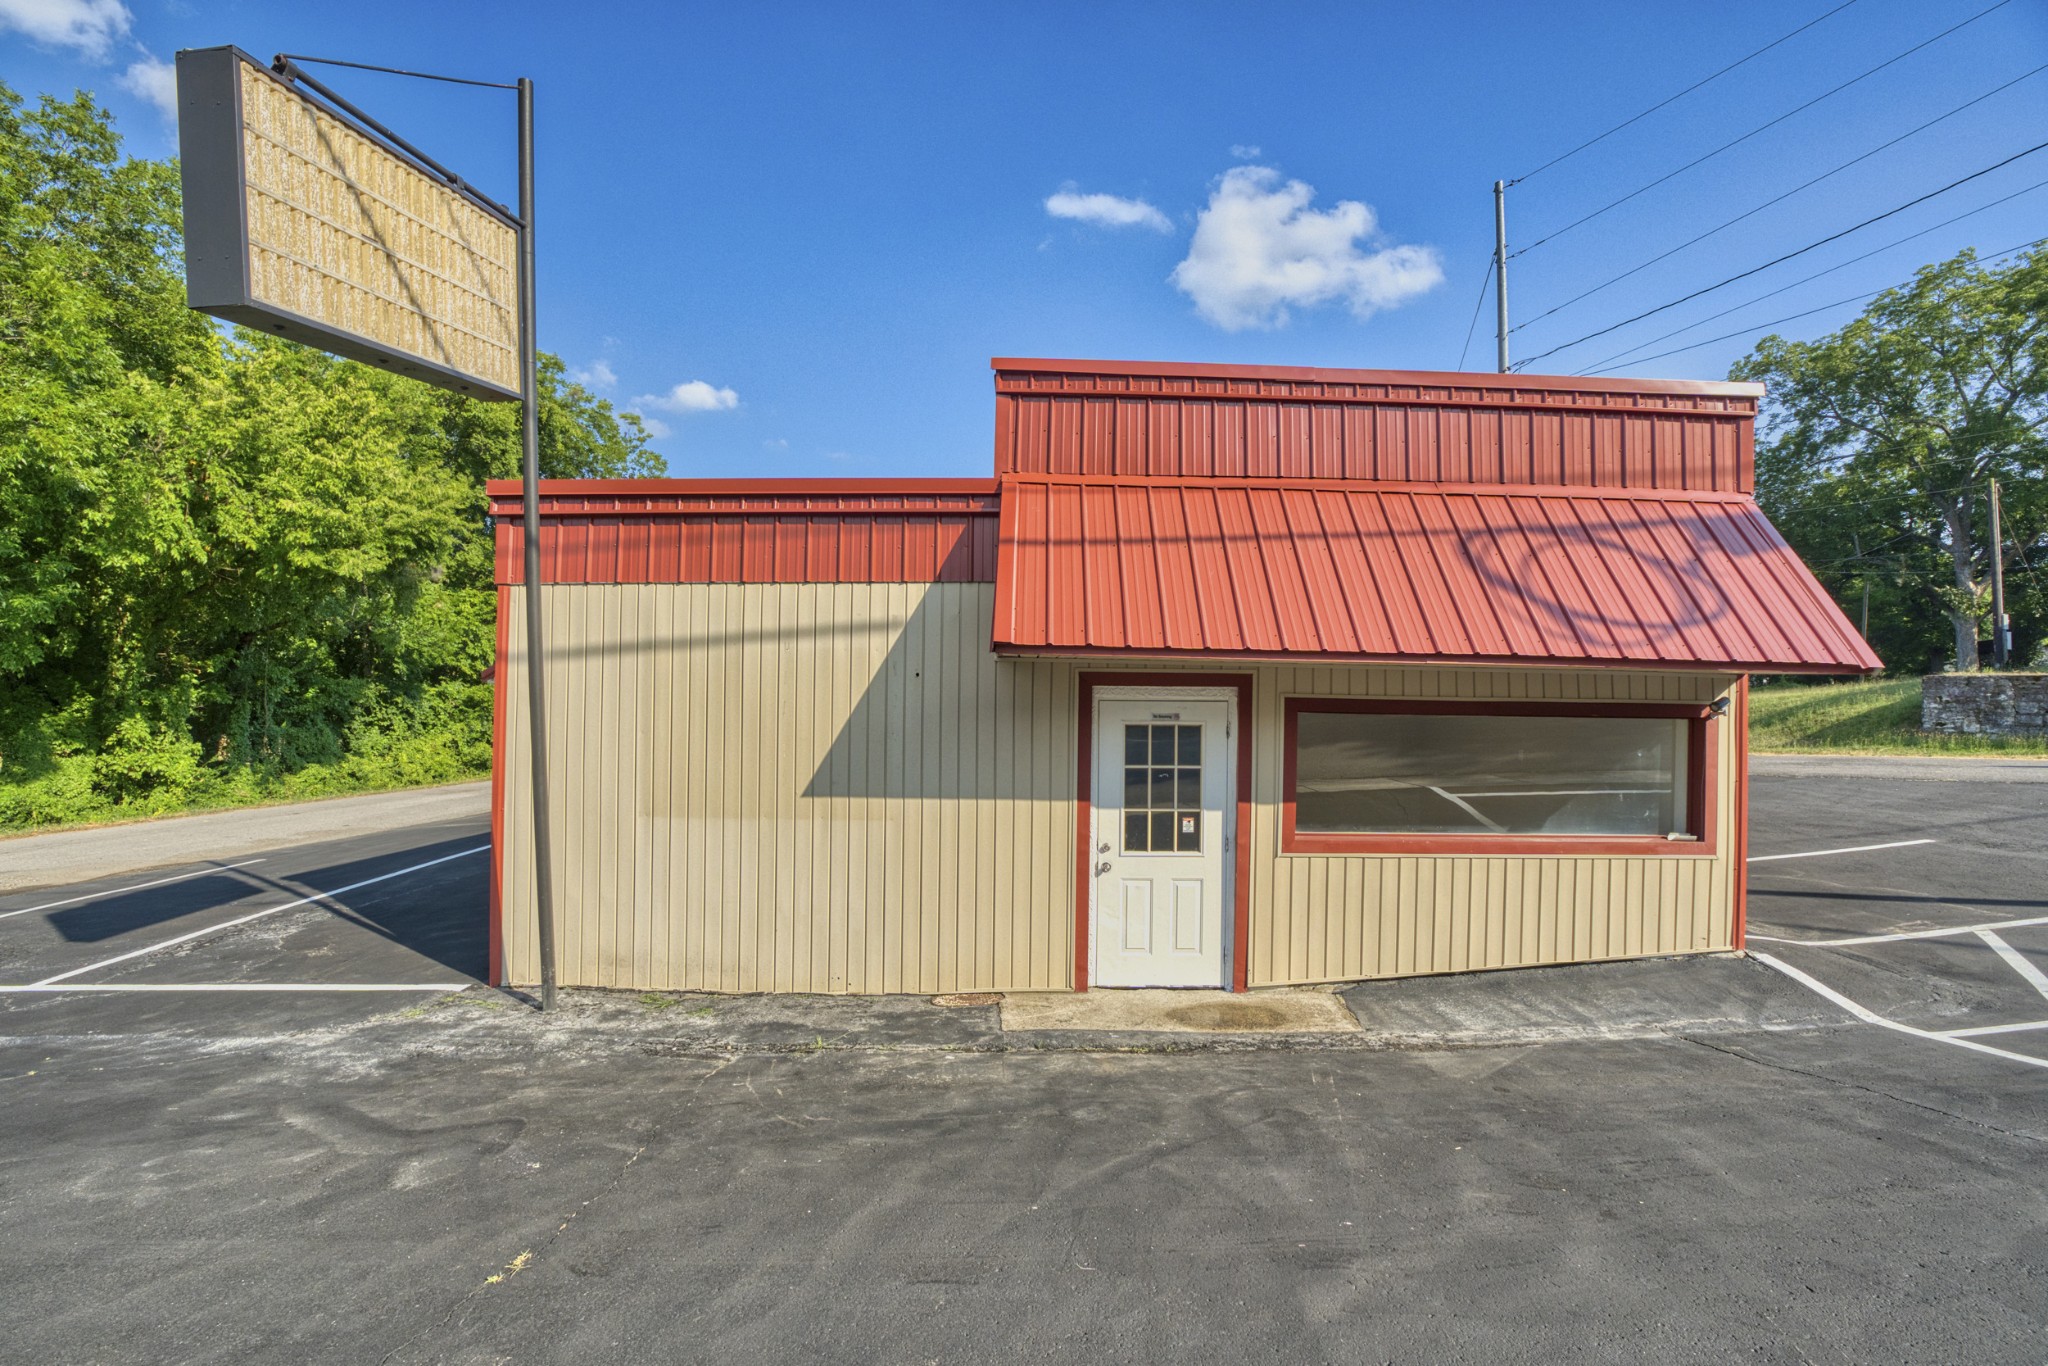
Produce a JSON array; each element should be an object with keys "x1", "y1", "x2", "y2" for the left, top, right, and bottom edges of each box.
[
  {"x1": 989, "y1": 356, "x2": 1766, "y2": 400},
  {"x1": 1734, "y1": 676, "x2": 1751, "y2": 951},
  {"x1": 1278, "y1": 697, "x2": 1719, "y2": 858},
  {"x1": 1075, "y1": 671, "x2": 1255, "y2": 994},
  {"x1": 488, "y1": 585, "x2": 509, "y2": 987}
]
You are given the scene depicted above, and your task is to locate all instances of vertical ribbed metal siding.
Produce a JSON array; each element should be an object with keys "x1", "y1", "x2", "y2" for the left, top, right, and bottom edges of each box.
[
  {"x1": 1245, "y1": 666, "x2": 1738, "y2": 986},
  {"x1": 996, "y1": 389, "x2": 1751, "y2": 492},
  {"x1": 499, "y1": 582, "x2": 1077, "y2": 993},
  {"x1": 497, "y1": 583, "x2": 1740, "y2": 992}
]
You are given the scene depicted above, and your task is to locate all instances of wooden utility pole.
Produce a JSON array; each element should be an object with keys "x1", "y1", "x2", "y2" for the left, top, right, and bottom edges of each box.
[
  {"x1": 1989, "y1": 479, "x2": 2008, "y2": 669},
  {"x1": 1493, "y1": 180, "x2": 1510, "y2": 374}
]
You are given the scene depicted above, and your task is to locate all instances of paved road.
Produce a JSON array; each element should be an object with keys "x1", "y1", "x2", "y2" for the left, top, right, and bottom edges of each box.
[
  {"x1": 0, "y1": 781, "x2": 489, "y2": 891},
  {"x1": 0, "y1": 758, "x2": 2043, "y2": 1363}
]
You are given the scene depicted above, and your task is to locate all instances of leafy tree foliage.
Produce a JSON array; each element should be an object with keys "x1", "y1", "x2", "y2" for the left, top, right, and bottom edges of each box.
[
  {"x1": 1733, "y1": 247, "x2": 2048, "y2": 674},
  {"x1": 0, "y1": 84, "x2": 661, "y2": 826}
]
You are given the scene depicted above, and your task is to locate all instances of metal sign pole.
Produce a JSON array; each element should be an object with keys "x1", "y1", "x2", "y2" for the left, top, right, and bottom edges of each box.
[{"x1": 516, "y1": 76, "x2": 559, "y2": 1011}]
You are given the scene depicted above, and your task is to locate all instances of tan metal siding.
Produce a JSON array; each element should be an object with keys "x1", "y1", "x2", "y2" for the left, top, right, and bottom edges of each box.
[
  {"x1": 1245, "y1": 665, "x2": 1739, "y2": 987},
  {"x1": 499, "y1": 583, "x2": 1740, "y2": 993},
  {"x1": 499, "y1": 582, "x2": 1077, "y2": 993}
]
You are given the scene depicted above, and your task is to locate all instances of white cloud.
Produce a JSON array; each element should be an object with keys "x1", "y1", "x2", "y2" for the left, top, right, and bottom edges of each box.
[
  {"x1": 762, "y1": 437, "x2": 788, "y2": 450},
  {"x1": 1044, "y1": 186, "x2": 1172, "y2": 233},
  {"x1": 118, "y1": 53, "x2": 175, "y2": 118},
  {"x1": 1169, "y1": 165, "x2": 1443, "y2": 331},
  {"x1": 633, "y1": 379, "x2": 739, "y2": 413},
  {"x1": 0, "y1": 0, "x2": 131, "y2": 59},
  {"x1": 638, "y1": 416, "x2": 671, "y2": 439},
  {"x1": 1230, "y1": 144, "x2": 1261, "y2": 159},
  {"x1": 569, "y1": 358, "x2": 617, "y2": 390}
]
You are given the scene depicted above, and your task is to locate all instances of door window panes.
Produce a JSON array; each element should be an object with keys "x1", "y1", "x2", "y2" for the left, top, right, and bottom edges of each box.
[
  {"x1": 1292, "y1": 711, "x2": 1689, "y2": 836},
  {"x1": 1121, "y1": 722, "x2": 1203, "y2": 852}
]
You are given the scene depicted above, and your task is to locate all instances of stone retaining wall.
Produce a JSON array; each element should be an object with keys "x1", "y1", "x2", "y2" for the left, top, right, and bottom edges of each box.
[{"x1": 1921, "y1": 673, "x2": 2048, "y2": 735}]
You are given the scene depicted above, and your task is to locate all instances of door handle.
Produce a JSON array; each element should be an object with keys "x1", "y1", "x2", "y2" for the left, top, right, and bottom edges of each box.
[{"x1": 1095, "y1": 860, "x2": 1112, "y2": 877}]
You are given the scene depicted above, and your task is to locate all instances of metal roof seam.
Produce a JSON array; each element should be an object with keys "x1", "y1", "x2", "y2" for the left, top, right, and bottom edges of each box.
[
  {"x1": 1638, "y1": 498, "x2": 1762, "y2": 663},
  {"x1": 1675, "y1": 497, "x2": 1808, "y2": 662},
  {"x1": 1548, "y1": 496, "x2": 1658, "y2": 660},
  {"x1": 1327, "y1": 491, "x2": 1409, "y2": 655},
  {"x1": 1442, "y1": 494, "x2": 1537, "y2": 657},
  {"x1": 1509, "y1": 493, "x2": 1610, "y2": 659},
  {"x1": 1612, "y1": 498, "x2": 1731, "y2": 663},
  {"x1": 1727, "y1": 502, "x2": 1878, "y2": 668},
  {"x1": 1471, "y1": 494, "x2": 1582, "y2": 660},
  {"x1": 1573, "y1": 498, "x2": 1686, "y2": 663},
  {"x1": 1286, "y1": 483, "x2": 1368, "y2": 655},
  {"x1": 1427, "y1": 493, "x2": 1520, "y2": 659}
]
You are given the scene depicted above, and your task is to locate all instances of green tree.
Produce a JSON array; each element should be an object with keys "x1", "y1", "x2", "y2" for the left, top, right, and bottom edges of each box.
[
  {"x1": 0, "y1": 82, "x2": 663, "y2": 826},
  {"x1": 1733, "y1": 246, "x2": 2048, "y2": 673}
]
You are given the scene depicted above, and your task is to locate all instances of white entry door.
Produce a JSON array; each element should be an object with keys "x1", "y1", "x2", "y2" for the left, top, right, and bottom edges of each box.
[{"x1": 1091, "y1": 691, "x2": 1234, "y2": 988}]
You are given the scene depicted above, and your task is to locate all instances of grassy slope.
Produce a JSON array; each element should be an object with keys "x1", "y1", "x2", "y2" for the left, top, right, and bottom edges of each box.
[{"x1": 1749, "y1": 677, "x2": 2048, "y2": 757}]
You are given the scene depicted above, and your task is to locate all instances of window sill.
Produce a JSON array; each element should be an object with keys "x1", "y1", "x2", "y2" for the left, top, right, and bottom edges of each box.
[{"x1": 1282, "y1": 833, "x2": 1720, "y2": 858}]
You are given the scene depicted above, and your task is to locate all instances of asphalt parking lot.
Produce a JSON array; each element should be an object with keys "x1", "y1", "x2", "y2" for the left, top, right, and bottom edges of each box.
[{"x1": 1, "y1": 757, "x2": 2045, "y2": 1363}]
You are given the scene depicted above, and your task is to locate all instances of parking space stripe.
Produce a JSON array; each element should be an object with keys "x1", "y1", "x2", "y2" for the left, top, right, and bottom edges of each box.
[
  {"x1": 0, "y1": 859, "x2": 269, "y2": 921},
  {"x1": 0, "y1": 982, "x2": 468, "y2": 993},
  {"x1": 1749, "y1": 913, "x2": 2048, "y2": 948},
  {"x1": 1746, "y1": 839, "x2": 1936, "y2": 864},
  {"x1": 29, "y1": 845, "x2": 489, "y2": 987},
  {"x1": 1977, "y1": 931, "x2": 2048, "y2": 1002},
  {"x1": 1752, "y1": 952, "x2": 2048, "y2": 1071},
  {"x1": 1938, "y1": 1019, "x2": 2048, "y2": 1039}
]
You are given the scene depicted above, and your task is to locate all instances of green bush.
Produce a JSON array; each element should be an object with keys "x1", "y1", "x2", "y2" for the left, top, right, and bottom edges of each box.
[{"x1": 0, "y1": 84, "x2": 658, "y2": 835}]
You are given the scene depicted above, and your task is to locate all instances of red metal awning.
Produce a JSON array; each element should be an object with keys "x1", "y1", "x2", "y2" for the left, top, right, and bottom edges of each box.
[{"x1": 991, "y1": 474, "x2": 1880, "y2": 673}]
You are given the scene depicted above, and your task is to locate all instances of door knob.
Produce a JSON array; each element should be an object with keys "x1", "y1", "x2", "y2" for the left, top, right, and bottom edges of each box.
[{"x1": 1095, "y1": 860, "x2": 1112, "y2": 876}]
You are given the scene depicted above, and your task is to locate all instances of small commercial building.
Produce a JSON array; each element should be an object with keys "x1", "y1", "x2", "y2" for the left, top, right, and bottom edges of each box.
[{"x1": 486, "y1": 359, "x2": 1878, "y2": 994}]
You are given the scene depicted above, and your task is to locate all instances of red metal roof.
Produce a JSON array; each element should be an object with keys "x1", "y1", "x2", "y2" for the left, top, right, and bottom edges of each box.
[
  {"x1": 990, "y1": 474, "x2": 1880, "y2": 674},
  {"x1": 486, "y1": 479, "x2": 999, "y2": 585},
  {"x1": 994, "y1": 358, "x2": 1760, "y2": 493}
]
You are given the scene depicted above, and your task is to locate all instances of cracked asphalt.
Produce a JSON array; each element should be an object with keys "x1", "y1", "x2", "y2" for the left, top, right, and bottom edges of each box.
[{"x1": 1, "y1": 755, "x2": 2044, "y2": 1363}]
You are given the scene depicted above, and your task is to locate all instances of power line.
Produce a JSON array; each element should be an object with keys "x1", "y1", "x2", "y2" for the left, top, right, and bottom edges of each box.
[
  {"x1": 1579, "y1": 235, "x2": 2047, "y2": 374},
  {"x1": 1576, "y1": 176, "x2": 2048, "y2": 373},
  {"x1": 1508, "y1": 0, "x2": 1865, "y2": 186},
  {"x1": 1455, "y1": 257, "x2": 1492, "y2": 370},
  {"x1": 1513, "y1": 138, "x2": 2048, "y2": 370},
  {"x1": 1514, "y1": 60, "x2": 2048, "y2": 333},
  {"x1": 1511, "y1": 0, "x2": 2015, "y2": 257},
  {"x1": 1765, "y1": 483, "x2": 1979, "y2": 515},
  {"x1": 1592, "y1": 288, "x2": 1890, "y2": 372}
]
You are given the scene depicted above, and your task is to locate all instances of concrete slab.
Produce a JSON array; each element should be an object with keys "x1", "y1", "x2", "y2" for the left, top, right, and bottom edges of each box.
[{"x1": 1001, "y1": 987, "x2": 1362, "y2": 1034}]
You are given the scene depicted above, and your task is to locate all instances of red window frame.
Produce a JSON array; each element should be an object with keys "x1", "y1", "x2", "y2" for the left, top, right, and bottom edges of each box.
[{"x1": 1281, "y1": 698, "x2": 1719, "y2": 857}]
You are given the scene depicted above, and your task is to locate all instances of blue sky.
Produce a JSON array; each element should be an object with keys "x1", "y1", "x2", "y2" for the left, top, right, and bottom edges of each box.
[{"x1": 4, "y1": 0, "x2": 2046, "y2": 478}]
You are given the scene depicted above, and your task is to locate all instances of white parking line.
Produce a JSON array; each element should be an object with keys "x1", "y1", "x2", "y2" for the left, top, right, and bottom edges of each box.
[
  {"x1": 1749, "y1": 913, "x2": 2048, "y2": 948},
  {"x1": 1752, "y1": 952, "x2": 2048, "y2": 1071},
  {"x1": 1977, "y1": 931, "x2": 2048, "y2": 1002},
  {"x1": 0, "y1": 982, "x2": 467, "y2": 994},
  {"x1": 0, "y1": 859, "x2": 268, "y2": 921},
  {"x1": 1747, "y1": 839, "x2": 1936, "y2": 864},
  {"x1": 1939, "y1": 1019, "x2": 2048, "y2": 1039},
  {"x1": 29, "y1": 845, "x2": 489, "y2": 987}
]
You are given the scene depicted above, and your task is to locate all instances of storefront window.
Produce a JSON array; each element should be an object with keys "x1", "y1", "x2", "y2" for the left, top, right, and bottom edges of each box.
[{"x1": 1284, "y1": 701, "x2": 1711, "y2": 853}]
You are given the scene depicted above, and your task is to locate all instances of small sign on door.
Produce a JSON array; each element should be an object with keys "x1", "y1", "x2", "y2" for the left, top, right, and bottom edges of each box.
[{"x1": 1181, "y1": 816, "x2": 1196, "y2": 836}]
